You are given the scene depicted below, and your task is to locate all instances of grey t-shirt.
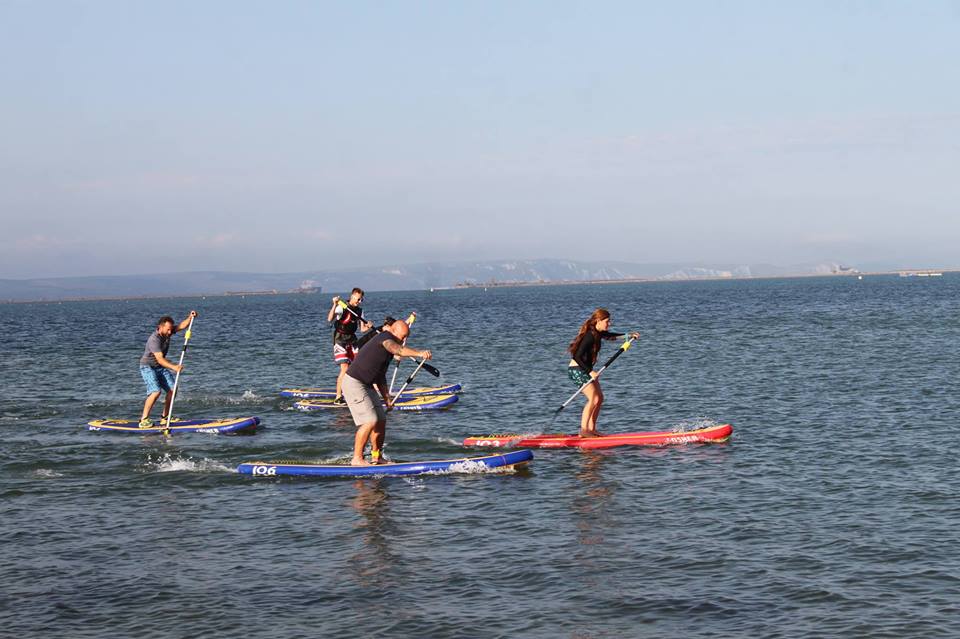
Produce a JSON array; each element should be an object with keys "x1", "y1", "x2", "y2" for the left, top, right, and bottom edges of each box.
[{"x1": 139, "y1": 330, "x2": 171, "y2": 367}]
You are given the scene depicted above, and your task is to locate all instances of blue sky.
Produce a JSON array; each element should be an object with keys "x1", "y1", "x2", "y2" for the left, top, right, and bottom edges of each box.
[{"x1": 1, "y1": 1, "x2": 958, "y2": 278}]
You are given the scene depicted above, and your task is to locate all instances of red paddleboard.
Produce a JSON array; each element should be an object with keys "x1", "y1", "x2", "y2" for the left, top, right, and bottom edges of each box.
[{"x1": 463, "y1": 423, "x2": 733, "y2": 449}]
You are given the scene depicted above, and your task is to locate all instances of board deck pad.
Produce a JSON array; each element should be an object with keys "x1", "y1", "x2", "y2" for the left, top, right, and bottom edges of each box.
[
  {"x1": 237, "y1": 450, "x2": 533, "y2": 478},
  {"x1": 280, "y1": 383, "x2": 462, "y2": 399},
  {"x1": 463, "y1": 424, "x2": 733, "y2": 449},
  {"x1": 294, "y1": 393, "x2": 459, "y2": 412},
  {"x1": 87, "y1": 416, "x2": 261, "y2": 435}
]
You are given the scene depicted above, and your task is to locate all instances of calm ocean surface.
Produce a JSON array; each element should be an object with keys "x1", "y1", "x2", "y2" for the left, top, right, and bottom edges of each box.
[{"x1": 2, "y1": 275, "x2": 959, "y2": 638}]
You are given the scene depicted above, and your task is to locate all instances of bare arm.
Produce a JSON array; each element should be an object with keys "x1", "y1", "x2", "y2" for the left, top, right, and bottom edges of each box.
[
  {"x1": 176, "y1": 310, "x2": 198, "y2": 332},
  {"x1": 382, "y1": 339, "x2": 431, "y2": 360},
  {"x1": 154, "y1": 352, "x2": 182, "y2": 373},
  {"x1": 374, "y1": 373, "x2": 392, "y2": 407},
  {"x1": 326, "y1": 296, "x2": 341, "y2": 323}
]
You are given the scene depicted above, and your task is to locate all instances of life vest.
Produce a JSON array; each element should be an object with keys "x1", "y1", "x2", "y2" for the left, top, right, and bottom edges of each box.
[{"x1": 334, "y1": 304, "x2": 363, "y2": 338}]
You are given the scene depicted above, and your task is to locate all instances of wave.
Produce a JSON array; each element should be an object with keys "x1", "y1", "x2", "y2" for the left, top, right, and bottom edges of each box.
[{"x1": 32, "y1": 468, "x2": 64, "y2": 478}]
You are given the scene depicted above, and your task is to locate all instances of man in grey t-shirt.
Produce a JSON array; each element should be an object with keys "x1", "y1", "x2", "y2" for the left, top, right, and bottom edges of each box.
[{"x1": 139, "y1": 311, "x2": 197, "y2": 427}]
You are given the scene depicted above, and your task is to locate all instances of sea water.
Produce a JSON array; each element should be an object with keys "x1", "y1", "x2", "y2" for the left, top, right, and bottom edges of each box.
[{"x1": 2, "y1": 275, "x2": 959, "y2": 637}]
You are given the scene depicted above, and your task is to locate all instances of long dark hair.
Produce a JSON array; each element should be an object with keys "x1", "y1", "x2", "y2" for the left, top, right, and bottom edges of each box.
[{"x1": 568, "y1": 308, "x2": 610, "y2": 358}]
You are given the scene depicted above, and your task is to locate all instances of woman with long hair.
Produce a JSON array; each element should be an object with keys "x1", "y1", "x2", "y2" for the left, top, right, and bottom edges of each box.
[{"x1": 568, "y1": 308, "x2": 640, "y2": 437}]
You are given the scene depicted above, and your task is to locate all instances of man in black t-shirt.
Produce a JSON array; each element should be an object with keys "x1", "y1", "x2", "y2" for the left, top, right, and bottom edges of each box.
[{"x1": 342, "y1": 319, "x2": 431, "y2": 465}]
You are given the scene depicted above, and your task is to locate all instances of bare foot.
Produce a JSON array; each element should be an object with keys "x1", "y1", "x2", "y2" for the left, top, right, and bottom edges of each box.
[
  {"x1": 579, "y1": 430, "x2": 601, "y2": 438},
  {"x1": 351, "y1": 457, "x2": 371, "y2": 466}
]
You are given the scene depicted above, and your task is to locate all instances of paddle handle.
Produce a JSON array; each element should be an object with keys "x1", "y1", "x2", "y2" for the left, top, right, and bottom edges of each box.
[{"x1": 165, "y1": 316, "x2": 194, "y2": 429}]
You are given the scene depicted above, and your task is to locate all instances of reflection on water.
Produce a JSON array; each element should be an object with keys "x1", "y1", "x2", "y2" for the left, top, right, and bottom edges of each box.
[
  {"x1": 573, "y1": 452, "x2": 613, "y2": 559},
  {"x1": 348, "y1": 479, "x2": 395, "y2": 585}
]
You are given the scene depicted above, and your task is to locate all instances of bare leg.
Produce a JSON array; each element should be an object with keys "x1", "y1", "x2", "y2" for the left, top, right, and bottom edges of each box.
[
  {"x1": 580, "y1": 382, "x2": 600, "y2": 437},
  {"x1": 352, "y1": 420, "x2": 377, "y2": 465},
  {"x1": 335, "y1": 363, "x2": 349, "y2": 398},
  {"x1": 587, "y1": 387, "x2": 604, "y2": 435},
  {"x1": 140, "y1": 392, "x2": 161, "y2": 421},
  {"x1": 162, "y1": 390, "x2": 174, "y2": 419},
  {"x1": 369, "y1": 419, "x2": 386, "y2": 463}
]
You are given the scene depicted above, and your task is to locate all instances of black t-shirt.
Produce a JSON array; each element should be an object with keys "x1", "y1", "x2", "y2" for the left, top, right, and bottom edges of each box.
[
  {"x1": 346, "y1": 332, "x2": 399, "y2": 385},
  {"x1": 571, "y1": 330, "x2": 622, "y2": 371}
]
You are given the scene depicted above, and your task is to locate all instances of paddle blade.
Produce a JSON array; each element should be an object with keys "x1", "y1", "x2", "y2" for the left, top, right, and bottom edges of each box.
[{"x1": 422, "y1": 362, "x2": 441, "y2": 377}]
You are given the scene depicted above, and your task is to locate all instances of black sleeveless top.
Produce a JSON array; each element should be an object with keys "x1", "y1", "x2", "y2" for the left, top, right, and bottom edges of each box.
[{"x1": 346, "y1": 332, "x2": 399, "y2": 385}]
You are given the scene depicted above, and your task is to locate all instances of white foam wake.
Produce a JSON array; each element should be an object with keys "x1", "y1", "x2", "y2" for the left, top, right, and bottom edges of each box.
[
  {"x1": 671, "y1": 417, "x2": 719, "y2": 433},
  {"x1": 429, "y1": 460, "x2": 518, "y2": 475},
  {"x1": 147, "y1": 453, "x2": 233, "y2": 473}
]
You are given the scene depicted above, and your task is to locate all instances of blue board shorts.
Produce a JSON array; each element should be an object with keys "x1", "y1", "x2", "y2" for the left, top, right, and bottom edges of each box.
[
  {"x1": 141, "y1": 365, "x2": 176, "y2": 394},
  {"x1": 568, "y1": 366, "x2": 593, "y2": 386}
]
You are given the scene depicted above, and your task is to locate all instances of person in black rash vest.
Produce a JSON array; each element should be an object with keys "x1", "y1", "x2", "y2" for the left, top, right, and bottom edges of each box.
[
  {"x1": 326, "y1": 287, "x2": 372, "y2": 404},
  {"x1": 342, "y1": 319, "x2": 431, "y2": 465},
  {"x1": 567, "y1": 307, "x2": 640, "y2": 437},
  {"x1": 353, "y1": 316, "x2": 396, "y2": 350}
]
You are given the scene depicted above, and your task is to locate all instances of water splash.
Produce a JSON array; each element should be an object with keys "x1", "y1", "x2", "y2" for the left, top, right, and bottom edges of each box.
[
  {"x1": 32, "y1": 468, "x2": 63, "y2": 478},
  {"x1": 145, "y1": 453, "x2": 234, "y2": 473},
  {"x1": 430, "y1": 459, "x2": 519, "y2": 475},
  {"x1": 671, "y1": 417, "x2": 719, "y2": 433}
]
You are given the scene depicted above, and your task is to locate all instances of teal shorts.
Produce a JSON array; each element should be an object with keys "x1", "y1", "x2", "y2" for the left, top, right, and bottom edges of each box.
[
  {"x1": 568, "y1": 367, "x2": 593, "y2": 386},
  {"x1": 141, "y1": 365, "x2": 176, "y2": 394}
]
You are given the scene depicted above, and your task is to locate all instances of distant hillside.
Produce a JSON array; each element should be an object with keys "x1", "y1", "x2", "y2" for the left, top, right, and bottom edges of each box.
[{"x1": 1, "y1": 259, "x2": 855, "y2": 302}]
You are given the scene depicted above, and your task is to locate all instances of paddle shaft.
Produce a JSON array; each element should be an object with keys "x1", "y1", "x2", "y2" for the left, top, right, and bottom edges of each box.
[
  {"x1": 165, "y1": 316, "x2": 195, "y2": 429},
  {"x1": 389, "y1": 360, "x2": 401, "y2": 393},
  {"x1": 391, "y1": 359, "x2": 427, "y2": 404},
  {"x1": 556, "y1": 337, "x2": 635, "y2": 413}
]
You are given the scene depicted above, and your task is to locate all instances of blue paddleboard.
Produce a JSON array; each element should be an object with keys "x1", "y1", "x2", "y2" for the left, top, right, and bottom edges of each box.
[
  {"x1": 294, "y1": 393, "x2": 459, "y2": 412},
  {"x1": 237, "y1": 449, "x2": 533, "y2": 478},
  {"x1": 87, "y1": 416, "x2": 261, "y2": 434},
  {"x1": 280, "y1": 383, "x2": 462, "y2": 399}
]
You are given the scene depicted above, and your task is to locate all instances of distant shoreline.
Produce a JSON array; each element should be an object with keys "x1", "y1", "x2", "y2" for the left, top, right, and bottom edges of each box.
[
  {"x1": 4, "y1": 270, "x2": 955, "y2": 305},
  {"x1": 1, "y1": 287, "x2": 322, "y2": 305},
  {"x1": 439, "y1": 269, "x2": 957, "y2": 290}
]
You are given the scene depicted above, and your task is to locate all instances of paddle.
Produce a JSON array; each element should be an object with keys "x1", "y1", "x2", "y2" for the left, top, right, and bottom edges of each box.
[
  {"x1": 389, "y1": 359, "x2": 427, "y2": 408},
  {"x1": 164, "y1": 315, "x2": 195, "y2": 432},
  {"x1": 553, "y1": 336, "x2": 636, "y2": 417},
  {"x1": 389, "y1": 311, "x2": 415, "y2": 392},
  {"x1": 336, "y1": 301, "x2": 440, "y2": 379}
]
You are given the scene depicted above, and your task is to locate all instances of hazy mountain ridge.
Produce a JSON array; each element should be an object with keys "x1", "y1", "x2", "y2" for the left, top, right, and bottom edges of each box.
[{"x1": 2, "y1": 259, "x2": 858, "y2": 301}]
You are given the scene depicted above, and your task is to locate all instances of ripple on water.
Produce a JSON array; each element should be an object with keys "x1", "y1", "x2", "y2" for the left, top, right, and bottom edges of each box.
[{"x1": 2, "y1": 279, "x2": 960, "y2": 637}]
